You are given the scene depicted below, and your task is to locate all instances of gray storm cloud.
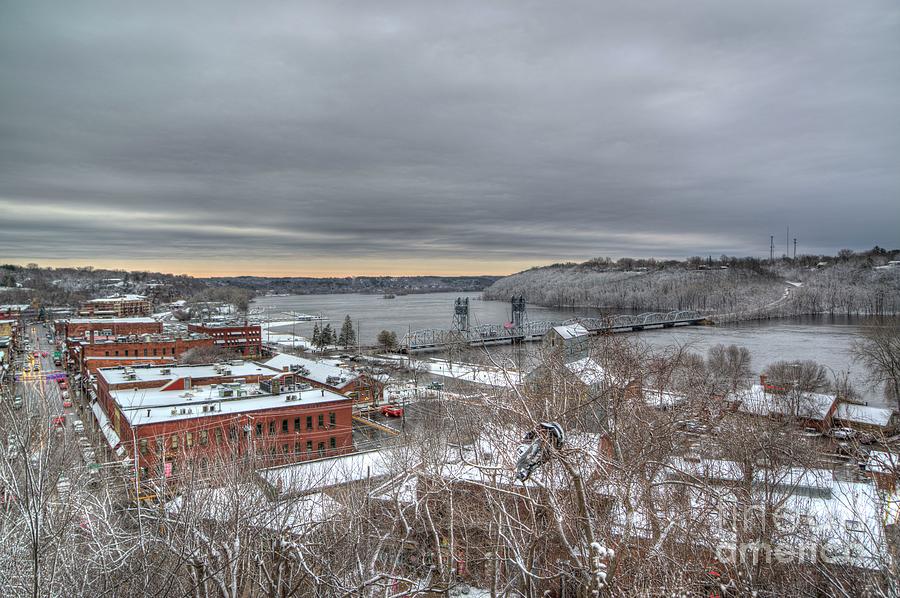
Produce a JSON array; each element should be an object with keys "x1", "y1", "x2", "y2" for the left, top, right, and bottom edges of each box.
[{"x1": 1, "y1": 0, "x2": 898, "y2": 271}]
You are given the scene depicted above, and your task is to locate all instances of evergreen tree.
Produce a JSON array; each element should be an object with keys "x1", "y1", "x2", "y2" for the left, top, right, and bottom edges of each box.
[
  {"x1": 338, "y1": 315, "x2": 356, "y2": 348},
  {"x1": 321, "y1": 324, "x2": 335, "y2": 348},
  {"x1": 311, "y1": 323, "x2": 321, "y2": 350}
]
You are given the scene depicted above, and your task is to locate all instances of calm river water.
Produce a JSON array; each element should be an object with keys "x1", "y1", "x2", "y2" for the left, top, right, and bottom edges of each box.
[{"x1": 252, "y1": 292, "x2": 890, "y2": 407}]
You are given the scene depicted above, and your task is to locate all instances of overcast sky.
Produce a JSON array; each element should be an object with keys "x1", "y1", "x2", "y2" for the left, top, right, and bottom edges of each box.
[{"x1": 1, "y1": 1, "x2": 898, "y2": 276}]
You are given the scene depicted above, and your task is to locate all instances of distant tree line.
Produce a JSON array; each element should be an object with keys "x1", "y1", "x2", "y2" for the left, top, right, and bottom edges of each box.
[{"x1": 484, "y1": 248, "x2": 900, "y2": 318}]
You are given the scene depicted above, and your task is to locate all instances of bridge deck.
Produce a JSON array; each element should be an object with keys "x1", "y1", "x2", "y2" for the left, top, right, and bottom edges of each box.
[{"x1": 404, "y1": 310, "x2": 707, "y2": 352}]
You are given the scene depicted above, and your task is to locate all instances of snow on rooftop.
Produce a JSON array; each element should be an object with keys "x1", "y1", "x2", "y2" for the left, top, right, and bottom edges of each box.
[
  {"x1": 112, "y1": 382, "x2": 349, "y2": 426},
  {"x1": 263, "y1": 353, "x2": 358, "y2": 387},
  {"x1": 64, "y1": 317, "x2": 158, "y2": 325},
  {"x1": 564, "y1": 356, "x2": 632, "y2": 388},
  {"x1": 737, "y1": 385, "x2": 836, "y2": 420},
  {"x1": 166, "y1": 485, "x2": 340, "y2": 533},
  {"x1": 550, "y1": 323, "x2": 589, "y2": 340},
  {"x1": 98, "y1": 360, "x2": 277, "y2": 386},
  {"x1": 835, "y1": 403, "x2": 895, "y2": 427},
  {"x1": 260, "y1": 447, "x2": 418, "y2": 495},
  {"x1": 86, "y1": 294, "x2": 148, "y2": 302}
]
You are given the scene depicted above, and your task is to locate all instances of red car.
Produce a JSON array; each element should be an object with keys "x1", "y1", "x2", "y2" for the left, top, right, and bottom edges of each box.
[
  {"x1": 62, "y1": 400, "x2": 73, "y2": 409},
  {"x1": 380, "y1": 404, "x2": 404, "y2": 418},
  {"x1": 41, "y1": 351, "x2": 48, "y2": 358},
  {"x1": 51, "y1": 416, "x2": 66, "y2": 429},
  {"x1": 33, "y1": 351, "x2": 40, "y2": 358}
]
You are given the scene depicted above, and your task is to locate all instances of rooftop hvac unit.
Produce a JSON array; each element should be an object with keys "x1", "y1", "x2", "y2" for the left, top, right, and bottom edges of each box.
[{"x1": 160, "y1": 368, "x2": 171, "y2": 375}]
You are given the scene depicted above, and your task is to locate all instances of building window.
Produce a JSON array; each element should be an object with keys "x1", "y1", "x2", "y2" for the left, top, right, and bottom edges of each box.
[
  {"x1": 268, "y1": 421, "x2": 276, "y2": 436},
  {"x1": 329, "y1": 412, "x2": 336, "y2": 427},
  {"x1": 229, "y1": 426, "x2": 237, "y2": 440},
  {"x1": 281, "y1": 419, "x2": 288, "y2": 433},
  {"x1": 105, "y1": 351, "x2": 109, "y2": 357},
  {"x1": 282, "y1": 443, "x2": 289, "y2": 454},
  {"x1": 293, "y1": 417, "x2": 300, "y2": 432},
  {"x1": 125, "y1": 350, "x2": 129, "y2": 356},
  {"x1": 144, "y1": 348, "x2": 148, "y2": 356},
  {"x1": 306, "y1": 416, "x2": 312, "y2": 431},
  {"x1": 215, "y1": 428, "x2": 223, "y2": 444},
  {"x1": 199, "y1": 430, "x2": 208, "y2": 446},
  {"x1": 317, "y1": 442, "x2": 325, "y2": 457},
  {"x1": 186, "y1": 432, "x2": 193, "y2": 448},
  {"x1": 294, "y1": 441, "x2": 301, "y2": 454},
  {"x1": 115, "y1": 350, "x2": 119, "y2": 356},
  {"x1": 171, "y1": 435, "x2": 179, "y2": 450},
  {"x1": 255, "y1": 423, "x2": 263, "y2": 437},
  {"x1": 329, "y1": 437, "x2": 336, "y2": 451},
  {"x1": 139, "y1": 439, "x2": 148, "y2": 455},
  {"x1": 306, "y1": 440, "x2": 312, "y2": 454},
  {"x1": 318, "y1": 414, "x2": 324, "y2": 428},
  {"x1": 153, "y1": 348, "x2": 158, "y2": 356}
]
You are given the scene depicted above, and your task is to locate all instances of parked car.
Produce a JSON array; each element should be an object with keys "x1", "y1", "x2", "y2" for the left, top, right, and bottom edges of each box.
[
  {"x1": 830, "y1": 427, "x2": 857, "y2": 440},
  {"x1": 41, "y1": 351, "x2": 48, "y2": 358},
  {"x1": 62, "y1": 400, "x2": 73, "y2": 409},
  {"x1": 380, "y1": 404, "x2": 404, "y2": 417}
]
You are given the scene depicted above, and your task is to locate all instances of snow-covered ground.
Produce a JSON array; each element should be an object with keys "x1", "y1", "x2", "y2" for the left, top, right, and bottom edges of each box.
[
  {"x1": 261, "y1": 320, "x2": 310, "y2": 350},
  {"x1": 415, "y1": 357, "x2": 521, "y2": 388}
]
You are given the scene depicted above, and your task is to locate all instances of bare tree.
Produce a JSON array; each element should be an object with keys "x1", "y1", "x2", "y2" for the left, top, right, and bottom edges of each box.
[{"x1": 852, "y1": 323, "x2": 900, "y2": 410}]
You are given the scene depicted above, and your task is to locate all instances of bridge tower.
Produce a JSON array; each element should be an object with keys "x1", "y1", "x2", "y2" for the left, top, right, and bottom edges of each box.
[
  {"x1": 453, "y1": 297, "x2": 470, "y2": 332},
  {"x1": 511, "y1": 295, "x2": 527, "y2": 329}
]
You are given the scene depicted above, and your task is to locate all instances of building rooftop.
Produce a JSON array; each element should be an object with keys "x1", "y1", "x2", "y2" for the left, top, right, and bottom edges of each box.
[
  {"x1": 835, "y1": 403, "x2": 895, "y2": 427},
  {"x1": 263, "y1": 353, "x2": 360, "y2": 389},
  {"x1": 111, "y1": 381, "x2": 348, "y2": 426},
  {"x1": 189, "y1": 321, "x2": 260, "y2": 329},
  {"x1": 98, "y1": 360, "x2": 278, "y2": 387},
  {"x1": 86, "y1": 294, "x2": 148, "y2": 303},
  {"x1": 736, "y1": 384, "x2": 837, "y2": 421},
  {"x1": 75, "y1": 332, "x2": 211, "y2": 345},
  {"x1": 550, "y1": 323, "x2": 589, "y2": 340},
  {"x1": 62, "y1": 317, "x2": 159, "y2": 325}
]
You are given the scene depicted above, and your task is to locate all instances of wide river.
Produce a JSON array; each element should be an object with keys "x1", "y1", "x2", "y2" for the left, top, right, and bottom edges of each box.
[{"x1": 253, "y1": 292, "x2": 891, "y2": 407}]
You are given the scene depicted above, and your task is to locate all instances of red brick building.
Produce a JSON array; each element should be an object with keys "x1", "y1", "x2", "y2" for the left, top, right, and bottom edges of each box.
[
  {"x1": 56, "y1": 317, "x2": 162, "y2": 343},
  {"x1": 187, "y1": 322, "x2": 262, "y2": 357},
  {"x1": 92, "y1": 363, "x2": 354, "y2": 484},
  {"x1": 70, "y1": 333, "x2": 215, "y2": 379},
  {"x1": 78, "y1": 294, "x2": 152, "y2": 317}
]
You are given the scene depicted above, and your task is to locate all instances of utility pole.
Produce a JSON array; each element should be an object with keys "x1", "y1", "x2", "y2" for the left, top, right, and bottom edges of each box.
[
  {"x1": 770, "y1": 235, "x2": 774, "y2": 262},
  {"x1": 786, "y1": 226, "x2": 790, "y2": 259},
  {"x1": 793, "y1": 238, "x2": 797, "y2": 260}
]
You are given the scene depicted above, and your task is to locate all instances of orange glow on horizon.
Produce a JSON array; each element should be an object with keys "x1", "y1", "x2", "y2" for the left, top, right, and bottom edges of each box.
[{"x1": 6, "y1": 256, "x2": 552, "y2": 278}]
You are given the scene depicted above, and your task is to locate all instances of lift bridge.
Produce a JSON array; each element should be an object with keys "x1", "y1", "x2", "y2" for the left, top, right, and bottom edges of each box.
[{"x1": 402, "y1": 297, "x2": 707, "y2": 352}]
